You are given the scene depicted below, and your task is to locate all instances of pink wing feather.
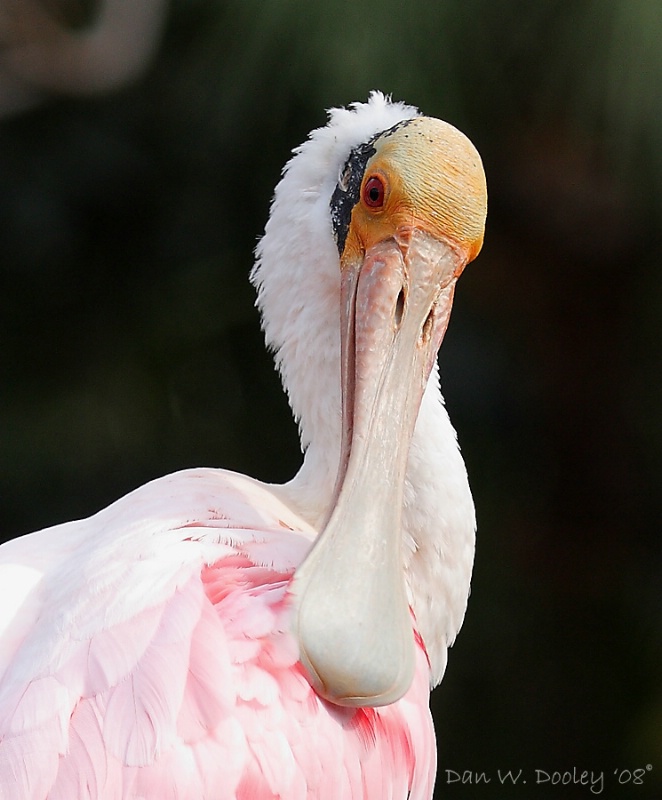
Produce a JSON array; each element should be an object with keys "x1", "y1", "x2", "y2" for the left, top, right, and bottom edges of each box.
[{"x1": 0, "y1": 468, "x2": 436, "y2": 799}]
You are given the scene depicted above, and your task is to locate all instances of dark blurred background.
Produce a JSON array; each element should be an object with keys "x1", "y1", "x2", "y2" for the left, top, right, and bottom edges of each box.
[{"x1": 1, "y1": 1, "x2": 660, "y2": 797}]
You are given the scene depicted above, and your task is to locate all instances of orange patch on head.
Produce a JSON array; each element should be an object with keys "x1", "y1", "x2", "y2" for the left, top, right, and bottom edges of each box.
[{"x1": 341, "y1": 117, "x2": 487, "y2": 270}]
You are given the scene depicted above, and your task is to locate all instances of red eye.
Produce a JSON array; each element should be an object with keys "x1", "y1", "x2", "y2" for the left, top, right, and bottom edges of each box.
[{"x1": 362, "y1": 175, "x2": 385, "y2": 209}]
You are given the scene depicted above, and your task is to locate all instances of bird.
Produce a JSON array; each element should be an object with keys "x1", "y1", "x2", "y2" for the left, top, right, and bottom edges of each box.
[{"x1": 0, "y1": 92, "x2": 487, "y2": 799}]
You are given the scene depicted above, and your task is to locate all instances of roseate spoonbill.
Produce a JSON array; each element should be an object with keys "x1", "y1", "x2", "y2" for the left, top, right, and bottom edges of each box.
[{"x1": 0, "y1": 92, "x2": 487, "y2": 799}]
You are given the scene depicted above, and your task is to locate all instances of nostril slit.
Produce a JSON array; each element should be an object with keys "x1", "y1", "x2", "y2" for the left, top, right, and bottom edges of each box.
[
  {"x1": 394, "y1": 289, "x2": 405, "y2": 328},
  {"x1": 420, "y1": 308, "x2": 434, "y2": 344}
]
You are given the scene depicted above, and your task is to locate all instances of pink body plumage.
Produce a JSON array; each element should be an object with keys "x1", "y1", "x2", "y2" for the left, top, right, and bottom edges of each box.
[{"x1": 0, "y1": 469, "x2": 435, "y2": 799}]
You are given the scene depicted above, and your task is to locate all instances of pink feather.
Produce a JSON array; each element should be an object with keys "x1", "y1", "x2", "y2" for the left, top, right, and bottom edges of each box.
[{"x1": 0, "y1": 469, "x2": 436, "y2": 798}]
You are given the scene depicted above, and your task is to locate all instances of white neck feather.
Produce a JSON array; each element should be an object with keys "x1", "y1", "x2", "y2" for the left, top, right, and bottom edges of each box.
[{"x1": 251, "y1": 93, "x2": 475, "y2": 686}]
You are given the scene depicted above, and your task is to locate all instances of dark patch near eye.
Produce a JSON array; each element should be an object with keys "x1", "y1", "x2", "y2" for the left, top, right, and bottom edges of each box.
[
  {"x1": 330, "y1": 117, "x2": 418, "y2": 255},
  {"x1": 330, "y1": 140, "x2": 375, "y2": 255}
]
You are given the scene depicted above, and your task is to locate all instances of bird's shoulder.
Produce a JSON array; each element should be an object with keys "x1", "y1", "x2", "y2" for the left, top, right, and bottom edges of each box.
[
  {"x1": 0, "y1": 468, "x2": 322, "y2": 796},
  {"x1": 0, "y1": 466, "x2": 316, "y2": 674},
  {"x1": 0, "y1": 467, "x2": 435, "y2": 798}
]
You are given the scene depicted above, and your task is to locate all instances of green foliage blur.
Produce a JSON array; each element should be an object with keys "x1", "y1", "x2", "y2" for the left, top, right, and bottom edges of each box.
[{"x1": 1, "y1": 1, "x2": 660, "y2": 797}]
